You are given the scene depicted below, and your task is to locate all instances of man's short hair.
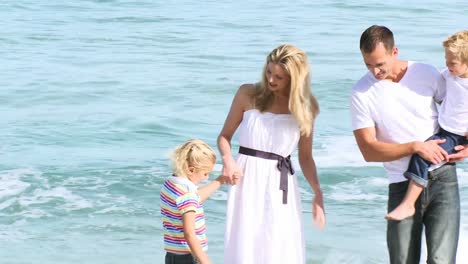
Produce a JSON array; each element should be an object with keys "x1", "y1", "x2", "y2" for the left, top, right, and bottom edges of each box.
[{"x1": 360, "y1": 25, "x2": 395, "y2": 53}]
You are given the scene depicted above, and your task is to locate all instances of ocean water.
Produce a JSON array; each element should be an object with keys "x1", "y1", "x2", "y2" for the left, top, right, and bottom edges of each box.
[{"x1": 1, "y1": 0, "x2": 467, "y2": 263}]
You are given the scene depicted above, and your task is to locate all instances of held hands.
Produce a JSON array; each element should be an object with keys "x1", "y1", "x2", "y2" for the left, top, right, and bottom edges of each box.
[
  {"x1": 215, "y1": 172, "x2": 240, "y2": 185},
  {"x1": 221, "y1": 156, "x2": 243, "y2": 185},
  {"x1": 415, "y1": 139, "x2": 449, "y2": 164},
  {"x1": 312, "y1": 190, "x2": 326, "y2": 230}
]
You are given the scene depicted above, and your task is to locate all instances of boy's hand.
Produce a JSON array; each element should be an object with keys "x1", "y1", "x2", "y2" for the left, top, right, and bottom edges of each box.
[{"x1": 216, "y1": 176, "x2": 228, "y2": 185}]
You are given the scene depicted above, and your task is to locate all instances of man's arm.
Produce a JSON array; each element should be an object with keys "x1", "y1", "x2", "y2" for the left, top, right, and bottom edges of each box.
[
  {"x1": 353, "y1": 127, "x2": 449, "y2": 163},
  {"x1": 448, "y1": 134, "x2": 468, "y2": 162},
  {"x1": 448, "y1": 145, "x2": 467, "y2": 162}
]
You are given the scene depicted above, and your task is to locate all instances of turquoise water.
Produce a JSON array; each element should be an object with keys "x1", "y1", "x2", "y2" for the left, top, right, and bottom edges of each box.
[{"x1": 1, "y1": 1, "x2": 467, "y2": 263}]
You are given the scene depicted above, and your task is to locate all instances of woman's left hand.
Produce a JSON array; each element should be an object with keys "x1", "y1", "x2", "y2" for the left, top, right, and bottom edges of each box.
[{"x1": 312, "y1": 190, "x2": 326, "y2": 230}]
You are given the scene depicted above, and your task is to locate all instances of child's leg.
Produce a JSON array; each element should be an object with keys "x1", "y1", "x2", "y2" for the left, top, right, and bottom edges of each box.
[
  {"x1": 385, "y1": 152, "x2": 431, "y2": 221},
  {"x1": 385, "y1": 180, "x2": 423, "y2": 220},
  {"x1": 386, "y1": 131, "x2": 459, "y2": 221}
]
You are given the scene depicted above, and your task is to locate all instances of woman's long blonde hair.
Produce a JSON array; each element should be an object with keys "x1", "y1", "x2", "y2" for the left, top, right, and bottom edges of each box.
[
  {"x1": 171, "y1": 139, "x2": 216, "y2": 178},
  {"x1": 254, "y1": 44, "x2": 319, "y2": 137}
]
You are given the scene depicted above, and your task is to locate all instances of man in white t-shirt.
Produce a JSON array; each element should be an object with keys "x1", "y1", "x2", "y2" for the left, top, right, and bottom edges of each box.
[{"x1": 350, "y1": 25, "x2": 466, "y2": 263}]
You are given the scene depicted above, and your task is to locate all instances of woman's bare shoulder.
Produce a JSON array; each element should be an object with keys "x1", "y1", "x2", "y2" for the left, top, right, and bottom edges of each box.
[
  {"x1": 238, "y1": 83, "x2": 256, "y2": 93},
  {"x1": 236, "y1": 83, "x2": 256, "y2": 110}
]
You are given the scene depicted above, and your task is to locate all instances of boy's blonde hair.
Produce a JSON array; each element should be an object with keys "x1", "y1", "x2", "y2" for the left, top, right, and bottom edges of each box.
[
  {"x1": 171, "y1": 139, "x2": 216, "y2": 178},
  {"x1": 443, "y1": 30, "x2": 468, "y2": 64},
  {"x1": 255, "y1": 44, "x2": 319, "y2": 137}
]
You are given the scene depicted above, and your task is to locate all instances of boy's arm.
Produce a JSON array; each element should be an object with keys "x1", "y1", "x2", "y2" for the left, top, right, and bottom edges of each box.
[
  {"x1": 182, "y1": 211, "x2": 211, "y2": 264},
  {"x1": 197, "y1": 177, "x2": 225, "y2": 202}
]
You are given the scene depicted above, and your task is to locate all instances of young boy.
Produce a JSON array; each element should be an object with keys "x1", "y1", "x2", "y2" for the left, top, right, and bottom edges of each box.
[
  {"x1": 161, "y1": 139, "x2": 230, "y2": 264},
  {"x1": 386, "y1": 30, "x2": 468, "y2": 221}
]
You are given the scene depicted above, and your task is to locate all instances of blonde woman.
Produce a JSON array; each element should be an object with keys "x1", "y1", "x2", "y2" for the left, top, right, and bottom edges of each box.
[
  {"x1": 160, "y1": 139, "x2": 227, "y2": 264},
  {"x1": 218, "y1": 44, "x2": 325, "y2": 264}
]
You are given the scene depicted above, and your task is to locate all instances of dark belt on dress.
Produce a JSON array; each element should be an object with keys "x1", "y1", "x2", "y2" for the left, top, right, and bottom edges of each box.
[{"x1": 238, "y1": 146, "x2": 295, "y2": 204}]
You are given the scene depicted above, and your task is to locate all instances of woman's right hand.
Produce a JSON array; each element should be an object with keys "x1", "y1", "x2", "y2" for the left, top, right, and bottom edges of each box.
[{"x1": 221, "y1": 156, "x2": 242, "y2": 185}]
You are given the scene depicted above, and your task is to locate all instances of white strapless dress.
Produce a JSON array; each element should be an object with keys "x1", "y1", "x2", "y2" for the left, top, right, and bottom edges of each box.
[{"x1": 224, "y1": 109, "x2": 305, "y2": 264}]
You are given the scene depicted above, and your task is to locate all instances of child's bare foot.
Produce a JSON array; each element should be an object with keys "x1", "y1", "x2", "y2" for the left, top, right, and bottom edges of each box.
[{"x1": 385, "y1": 203, "x2": 415, "y2": 221}]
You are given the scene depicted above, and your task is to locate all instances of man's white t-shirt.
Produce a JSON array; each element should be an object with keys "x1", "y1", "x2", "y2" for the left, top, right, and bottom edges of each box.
[
  {"x1": 438, "y1": 69, "x2": 468, "y2": 136},
  {"x1": 350, "y1": 61, "x2": 446, "y2": 183}
]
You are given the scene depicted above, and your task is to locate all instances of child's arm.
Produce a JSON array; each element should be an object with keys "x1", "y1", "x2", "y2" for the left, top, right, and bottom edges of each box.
[
  {"x1": 182, "y1": 211, "x2": 211, "y2": 264},
  {"x1": 197, "y1": 176, "x2": 225, "y2": 202}
]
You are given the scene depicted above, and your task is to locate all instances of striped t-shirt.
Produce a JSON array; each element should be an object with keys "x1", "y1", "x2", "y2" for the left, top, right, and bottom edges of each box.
[{"x1": 160, "y1": 176, "x2": 207, "y2": 254}]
